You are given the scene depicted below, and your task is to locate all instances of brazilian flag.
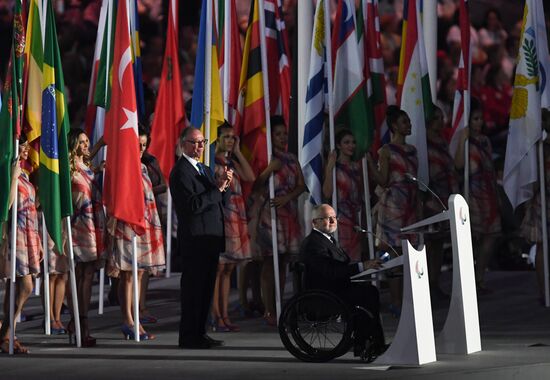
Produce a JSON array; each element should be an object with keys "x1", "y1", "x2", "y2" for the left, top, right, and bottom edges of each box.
[{"x1": 40, "y1": 0, "x2": 73, "y2": 254}]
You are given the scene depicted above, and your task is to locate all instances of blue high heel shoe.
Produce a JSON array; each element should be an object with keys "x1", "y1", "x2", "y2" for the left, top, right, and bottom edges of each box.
[{"x1": 121, "y1": 324, "x2": 155, "y2": 340}]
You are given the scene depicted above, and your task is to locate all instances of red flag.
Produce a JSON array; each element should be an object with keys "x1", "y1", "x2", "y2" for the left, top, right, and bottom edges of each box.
[
  {"x1": 449, "y1": 0, "x2": 470, "y2": 153},
  {"x1": 264, "y1": 0, "x2": 291, "y2": 126},
  {"x1": 218, "y1": 0, "x2": 242, "y2": 133},
  {"x1": 149, "y1": 0, "x2": 185, "y2": 182},
  {"x1": 103, "y1": 0, "x2": 145, "y2": 233}
]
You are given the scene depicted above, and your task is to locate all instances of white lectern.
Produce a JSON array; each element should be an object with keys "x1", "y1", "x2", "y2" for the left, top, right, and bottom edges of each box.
[
  {"x1": 351, "y1": 242, "x2": 437, "y2": 365},
  {"x1": 400, "y1": 194, "x2": 481, "y2": 354}
]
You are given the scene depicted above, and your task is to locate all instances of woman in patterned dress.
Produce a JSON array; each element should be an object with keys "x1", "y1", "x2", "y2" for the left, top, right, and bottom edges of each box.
[
  {"x1": 322, "y1": 128, "x2": 365, "y2": 263},
  {"x1": 67, "y1": 129, "x2": 106, "y2": 346},
  {"x1": 41, "y1": 227, "x2": 68, "y2": 335},
  {"x1": 367, "y1": 106, "x2": 419, "y2": 313},
  {"x1": 0, "y1": 140, "x2": 41, "y2": 354},
  {"x1": 425, "y1": 107, "x2": 459, "y2": 299},
  {"x1": 107, "y1": 144, "x2": 165, "y2": 340},
  {"x1": 211, "y1": 122, "x2": 255, "y2": 332},
  {"x1": 253, "y1": 116, "x2": 306, "y2": 326},
  {"x1": 521, "y1": 108, "x2": 550, "y2": 301},
  {"x1": 138, "y1": 129, "x2": 167, "y2": 324},
  {"x1": 454, "y1": 98, "x2": 501, "y2": 291}
]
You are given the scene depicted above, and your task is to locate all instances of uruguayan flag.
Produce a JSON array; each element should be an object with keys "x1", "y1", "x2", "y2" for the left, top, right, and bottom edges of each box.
[{"x1": 300, "y1": 0, "x2": 328, "y2": 205}]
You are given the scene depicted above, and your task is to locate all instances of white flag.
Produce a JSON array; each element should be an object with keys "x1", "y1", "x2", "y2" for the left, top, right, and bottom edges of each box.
[{"x1": 503, "y1": 0, "x2": 550, "y2": 209}]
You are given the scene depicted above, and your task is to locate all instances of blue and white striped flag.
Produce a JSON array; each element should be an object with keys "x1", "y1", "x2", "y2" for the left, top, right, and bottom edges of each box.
[{"x1": 300, "y1": 0, "x2": 328, "y2": 205}]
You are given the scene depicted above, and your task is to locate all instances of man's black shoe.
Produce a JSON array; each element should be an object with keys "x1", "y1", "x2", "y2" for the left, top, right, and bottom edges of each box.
[
  {"x1": 179, "y1": 337, "x2": 212, "y2": 349},
  {"x1": 203, "y1": 335, "x2": 224, "y2": 347}
]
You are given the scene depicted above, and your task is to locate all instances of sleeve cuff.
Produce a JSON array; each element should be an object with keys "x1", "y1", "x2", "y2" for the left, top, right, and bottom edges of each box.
[{"x1": 357, "y1": 262, "x2": 364, "y2": 272}]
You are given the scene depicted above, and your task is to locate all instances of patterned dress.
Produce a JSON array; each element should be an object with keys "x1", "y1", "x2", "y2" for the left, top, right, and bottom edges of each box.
[
  {"x1": 521, "y1": 142, "x2": 550, "y2": 244},
  {"x1": 70, "y1": 161, "x2": 106, "y2": 263},
  {"x1": 0, "y1": 172, "x2": 42, "y2": 278},
  {"x1": 37, "y1": 215, "x2": 68, "y2": 274},
  {"x1": 426, "y1": 134, "x2": 459, "y2": 217},
  {"x1": 108, "y1": 164, "x2": 165, "y2": 277},
  {"x1": 257, "y1": 151, "x2": 302, "y2": 256},
  {"x1": 468, "y1": 135, "x2": 501, "y2": 235},
  {"x1": 334, "y1": 161, "x2": 364, "y2": 263},
  {"x1": 215, "y1": 156, "x2": 252, "y2": 263},
  {"x1": 375, "y1": 143, "x2": 419, "y2": 247}
]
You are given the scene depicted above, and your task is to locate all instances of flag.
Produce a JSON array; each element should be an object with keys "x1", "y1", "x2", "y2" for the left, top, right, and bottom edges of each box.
[
  {"x1": 0, "y1": 0, "x2": 25, "y2": 224},
  {"x1": 148, "y1": 0, "x2": 185, "y2": 183},
  {"x1": 103, "y1": 0, "x2": 145, "y2": 233},
  {"x1": 217, "y1": 0, "x2": 242, "y2": 131},
  {"x1": 397, "y1": 0, "x2": 433, "y2": 184},
  {"x1": 503, "y1": 0, "x2": 550, "y2": 209},
  {"x1": 39, "y1": 0, "x2": 73, "y2": 253},
  {"x1": 449, "y1": 0, "x2": 471, "y2": 158},
  {"x1": 265, "y1": 0, "x2": 291, "y2": 126},
  {"x1": 300, "y1": 0, "x2": 328, "y2": 205},
  {"x1": 332, "y1": 0, "x2": 372, "y2": 158},
  {"x1": 359, "y1": 0, "x2": 388, "y2": 156},
  {"x1": 129, "y1": 0, "x2": 145, "y2": 121},
  {"x1": 85, "y1": 0, "x2": 115, "y2": 150},
  {"x1": 190, "y1": 0, "x2": 224, "y2": 146},
  {"x1": 238, "y1": 0, "x2": 268, "y2": 175},
  {"x1": 23, "y1": 0, "x2": 44, "y2": 170}
]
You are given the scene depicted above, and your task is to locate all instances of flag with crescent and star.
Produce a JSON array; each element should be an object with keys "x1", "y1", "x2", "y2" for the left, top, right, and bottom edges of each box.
[{"x1": 103, "y1": 0, "x2": 145, "y2": 233}]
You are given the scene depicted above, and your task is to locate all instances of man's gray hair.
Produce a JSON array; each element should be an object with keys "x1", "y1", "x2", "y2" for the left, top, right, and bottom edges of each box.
[{"x1": 311, "y1": 204, "x2": 331, "y2": 220}]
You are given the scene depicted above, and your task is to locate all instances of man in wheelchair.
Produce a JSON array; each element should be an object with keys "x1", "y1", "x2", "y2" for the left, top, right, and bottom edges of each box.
[{"x1": 300, "y1": 204, "x2": 386, "y2": 359}]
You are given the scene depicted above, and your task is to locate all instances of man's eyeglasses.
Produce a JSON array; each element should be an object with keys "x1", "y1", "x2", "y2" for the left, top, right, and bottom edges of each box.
[
  {"x1": 314, "y1": 216, "x2": 338, "y2": 223},
  {"x1": 185, "y1": 139, "x2": 208, "y2": 146}
]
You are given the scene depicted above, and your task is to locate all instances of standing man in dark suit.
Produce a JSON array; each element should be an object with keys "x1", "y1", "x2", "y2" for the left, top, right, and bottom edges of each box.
[
  {"x1": 170, "y1": 127, "x2": 233, "y2": 349},
  {"x1": 300, "y1": 204, "x2": 386, "y2": 357}
]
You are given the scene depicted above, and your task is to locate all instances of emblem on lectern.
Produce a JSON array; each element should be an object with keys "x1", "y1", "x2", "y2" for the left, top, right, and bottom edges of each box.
[
  {"x1": 459, "y1": 207, "x2": 467, "y2": 225},
  {"x1": 415, "y1": 260, "x2": 424, "y2": 279}
]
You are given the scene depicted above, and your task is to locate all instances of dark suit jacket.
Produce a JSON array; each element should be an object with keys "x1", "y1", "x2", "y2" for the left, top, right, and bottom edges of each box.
[
  {"x1": 169, "y1": 156, "x2": 229, "y2": 254},
  {"x1": 300, "y1": 230, "x2": 362, "y2": 292}
]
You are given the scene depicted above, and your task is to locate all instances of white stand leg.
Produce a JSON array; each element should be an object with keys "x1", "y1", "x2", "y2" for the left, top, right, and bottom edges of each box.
[
  {"x1": 436, "y1": 194, "x2": 481, "y2": 354},
  {"x1": 375, "y1": 241, "x2": 436, "y2": 365}
]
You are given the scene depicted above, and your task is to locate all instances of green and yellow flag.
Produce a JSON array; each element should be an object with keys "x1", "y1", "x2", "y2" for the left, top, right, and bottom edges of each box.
[
  {"x1": 39, "y1": 0, "x2": 73, "y2": 253},
  {"x1": 0, "y1": 0, "x2": 25, "y2": 225}
]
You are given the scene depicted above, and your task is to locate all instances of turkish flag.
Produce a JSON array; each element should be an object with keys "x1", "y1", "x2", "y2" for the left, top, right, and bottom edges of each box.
[
  {"x1": 103, "y1": 0, "x2": 145, "y2": 233},
  {"x1": 149, "y1": 0, "x2": 185, "y2": 183}
]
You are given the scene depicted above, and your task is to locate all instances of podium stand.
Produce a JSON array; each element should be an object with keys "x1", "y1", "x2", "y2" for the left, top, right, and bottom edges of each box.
[
  {"x1": 400, "y1": 194, "x2": 481, "y2": 354},
  {"x1": 352, "y1": 242, "x2": 437, "y2": 365}
]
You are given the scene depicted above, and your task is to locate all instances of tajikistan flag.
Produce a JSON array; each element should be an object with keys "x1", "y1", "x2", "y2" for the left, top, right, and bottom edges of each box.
[{"x1": 397, "y1": 0, "x2": 433, "y2": 185}]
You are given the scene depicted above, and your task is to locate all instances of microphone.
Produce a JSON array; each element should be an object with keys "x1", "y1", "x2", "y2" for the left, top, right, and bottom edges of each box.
[
  {"x1": 353, "y1": 226, "x2": 401, "y2": 258},
  {"x1": 404, "y1": 173, "x2": 447, "y2": 211}
]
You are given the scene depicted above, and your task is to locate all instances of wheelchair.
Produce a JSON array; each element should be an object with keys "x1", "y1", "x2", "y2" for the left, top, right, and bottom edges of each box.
[{"x1": 278, "y1": 263, "x2": 380, "y2": 363}]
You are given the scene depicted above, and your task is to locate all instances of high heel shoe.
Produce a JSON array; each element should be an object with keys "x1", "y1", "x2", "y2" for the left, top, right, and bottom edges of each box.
[
  {"x1": 68, "y1": 317, "x2": 96, "y2": 347},
  {"x1": 51, "y1": 320, "x2": 66, "y2": 335},
  {"x1": 222, "y1": 317, "x2": 240, "y2": 332},
  {"x1": 121, "y1": 324, "x2": 155, "y2": 340},
  {"x1": 211, "y1": 317, "x2": 230, "y2": 332}
]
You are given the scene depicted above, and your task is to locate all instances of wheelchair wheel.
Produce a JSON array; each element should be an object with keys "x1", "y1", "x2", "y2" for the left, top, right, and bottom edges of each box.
[{"x1": 279, "y1": 290, "x2": 353, "y2": 362}]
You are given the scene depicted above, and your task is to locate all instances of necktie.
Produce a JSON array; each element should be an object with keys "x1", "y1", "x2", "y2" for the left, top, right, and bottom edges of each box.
[
  {"x1": 196, "y1": 162, "x2": 207, "y2": 176},
  {"x1": 330, "y1": 235, "x2": 339, "y2": 248}
]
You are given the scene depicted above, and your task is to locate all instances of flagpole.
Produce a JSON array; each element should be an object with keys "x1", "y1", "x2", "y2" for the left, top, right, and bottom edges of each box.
[
  {"x1": 464, "y1": 90, "x2": 470, "y2": 203},
  {"x1": 297, "y1": 0, "x2": 313, "y2": 237},
  {"x1": 165, "y1": 191, "x2": 172, "y2": 278},
  {"x1": 422, "y1": 0, "x2": 438, "y2": 101},
  {"x1": 65, "y1": 216, "x2": 82, "y2": 347},
  {"x1": 539, "y1": 140, "x2": 549, "y2": 307},
  {"x1": 324, "y1": 0, "x2": 337, "y2": 220},
  {"x1": 8, "y1": 140, "x2": 19, "y2": 355},
  {"x1": 222, "y1": 0, "x2": 230, "y2": 118},
  {"x1": 99, "y1": 145, "x2": 108, "y2": 315},
  {"x1": 132, "y1": 233, "x2": 140, "y2": 341},
  {"x1": 42, "y1": 215, "x2": 51, "y2": 335},
  {"x1": 257, "y1": 0, "x2": 282, "y2": 322},
  {"x1": 204, "y1": 0, "x2": 213, "y2": 166},
  {"x1": 361, "y1": 156, "x2": 375, "y2": 260}
]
